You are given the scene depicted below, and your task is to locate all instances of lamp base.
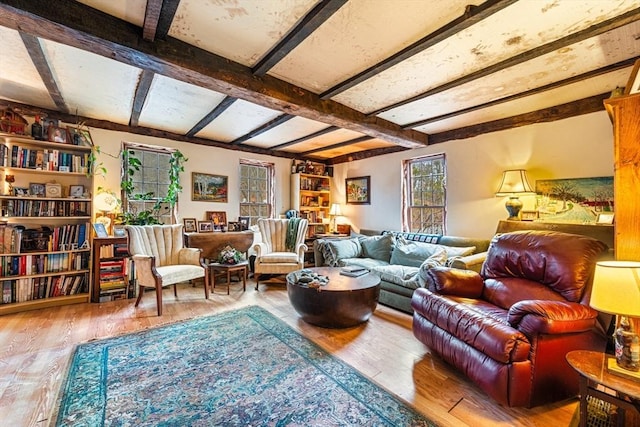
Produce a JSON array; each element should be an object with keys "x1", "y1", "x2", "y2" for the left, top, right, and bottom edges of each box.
[{"x1": 505, "y1": 196, "x2": 523, "y2": 220}]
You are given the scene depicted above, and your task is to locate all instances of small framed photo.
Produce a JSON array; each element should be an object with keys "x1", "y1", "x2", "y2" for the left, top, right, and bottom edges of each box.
[
  {"x1": 45, "y1": 183, "x2": 62, "y2": 198},
  {"x1": 206, "y1": 211, "x2": 227, "y2": 227},
  {"x1": 183, "y1": 218, "x2": 197, "y2": 233},
  {"x1": 238, "y1": 216, "x2": 250, "y2": 230},
  {"x1": 13, "y1": 187, "x2": 29, "y2": 197},
  {"x1": 93, "y1": 223, "x2": 109, "y2": 238},
  {"x1": 29, "y1": 183, "x2": 46, "y2": 197},
  {"x1": 520, "y1": 210, "x2": 539, "y2": 221},
  {"x1": 66, "y1": 127, "x2": 93, "y2": 146},
  {"x1": 113, "y1": 225, "x2": 126, "y2": 237},
  {"x1": 314, "y1": 225, "x2": 326, "y2": 235},
  {"x1": 69, "y1": 185, "x2": 84, "y2": 198},
  {"x1": 227, "y1": 221, "x2": 241, "y2": 232},
  {"x1": 198, "y1": 221, "x2": 213, "y2": 233},
  {"x1": 42, "y1": 118, "x2": 59, "y2": 136},
  {"x1": 596, "y1": 213, "x2": 615, "y2": 225},
  {"x1": 48, "y1": 126, "x2": 68, "y2": 143}
]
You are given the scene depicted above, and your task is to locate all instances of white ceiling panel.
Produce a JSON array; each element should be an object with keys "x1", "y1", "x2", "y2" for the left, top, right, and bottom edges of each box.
[
  {"x1": 333, "y1": 0, "x2": 640, "y2": 114},
  {"x1": 0, "y1": 27, "x2": 56, "y2": 110},
  {"x1": 268, "y1": 0, "x2": 478, "y2": 93},
  {"x1": 196, "y1": 100, "x2": 282, "y2": 142},
  {"x1": 40, "y1": 39, "x2": 139, "y2": 124},
  {"x1": 415, "y1": 69, "x2": 631, "y2": 135},
  {"x1": 169, "y1": 0, "x2": 319, "y2": 67},
  {"x1": 78, "y1": 0, "x2": 146, "y2": 27},
  {"x1": 138, "y1": 75, "x2": 227, "y2": 134},
  {"x1": 243, "y1": 117, "x2": 333, "y2": 148},
  {"x1": 380, "y1": 22, "x2": 640, "y2": 125}
]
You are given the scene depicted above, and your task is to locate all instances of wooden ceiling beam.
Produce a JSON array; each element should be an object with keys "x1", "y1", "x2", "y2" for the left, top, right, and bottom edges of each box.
[
  {"x1": 142, "y1": 0, "x2": 163, "y2": 41},
  {"x1": 186, "y1": 96, "x2": 237, "y2": 137},
  {"x1": 18, "y1": 31, "x2": 68, "y2": 114},
  {"x1": 231, "y1": 114, "x2": 294, "y2": 145},
  {"x1": 320, "y1": 0, "x2": 517, "y2": 100},
  {"x1": 155, "y1": 0, "x2": 180, "y2": 40},
  {"x1": 327, "y1": 145, "x2": 408, "y2": 165},
  {"x1": 300, "y1": 135, "x2": 372, "y2": 156},
  {"x1": 129, "y1": 69, "x2": 154, "y2": 127},
  {"x1": 0, "y1": 0, "x2": 428, "y2": 149},
  {"x1": 270, "y1": 125, "x2": 338, "y2": 150},
  {"x1": 252, "y1": 0, "x2": 347, "y2": 76},
  {"x1": 368, "y1": 7, "x2": 640, "y2": 116}
]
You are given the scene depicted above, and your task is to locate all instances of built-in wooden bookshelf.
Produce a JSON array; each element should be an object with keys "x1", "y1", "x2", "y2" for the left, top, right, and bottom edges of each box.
[
  {"x1": 91, "y1": 237, "x2": 133, "y2": 303},
  {"x1": 290, "y1": 172, "x2": 331, "y2": 238},
  {"x1": 0, "y1": 133, "x2": 92, "y2": 315}
]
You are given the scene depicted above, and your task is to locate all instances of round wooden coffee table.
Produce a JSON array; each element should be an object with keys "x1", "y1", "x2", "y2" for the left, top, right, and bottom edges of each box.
[{"x1": 286, "y1": 267, "x2": 380, "y2": 328}]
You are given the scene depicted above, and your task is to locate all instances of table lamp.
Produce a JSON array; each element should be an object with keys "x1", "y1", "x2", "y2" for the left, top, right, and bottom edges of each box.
[
  {"x1": 94, "y1": 191, "x2": 120, "y2": 236},
  {"x1": 329, "y1": 203, "x2": 342, "y2": 234},
  {"x1": 590, "y1": 260, "x2": 640, "y2": 372},
  {"x1": 495, "y1": 169, "x2": 535, "y2": 220}
]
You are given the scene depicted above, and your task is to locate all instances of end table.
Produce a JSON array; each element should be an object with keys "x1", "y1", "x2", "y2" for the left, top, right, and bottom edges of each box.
[{"x1": 209, "y1": 261, "x2": 248, "y2": 294}]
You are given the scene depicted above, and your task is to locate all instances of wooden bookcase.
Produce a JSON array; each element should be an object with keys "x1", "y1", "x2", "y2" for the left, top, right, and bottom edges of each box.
[
  {"x1": 0, "y1": 134, "x2": 93, "y2": 315},
  {"x1": 290, "y1": 172, "x2": 331, "y2": 238},
  {"x1": 91, "y1": 236, "x2": 133, "y2": 303}
]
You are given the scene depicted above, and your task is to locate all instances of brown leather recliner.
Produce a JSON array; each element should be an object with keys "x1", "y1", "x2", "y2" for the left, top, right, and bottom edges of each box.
[{"x1": 411, "y1": 230, "x2": 610, "y2": 408}]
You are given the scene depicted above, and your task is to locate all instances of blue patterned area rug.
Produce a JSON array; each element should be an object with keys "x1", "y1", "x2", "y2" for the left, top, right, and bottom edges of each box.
[{"x1": 55, "y1": 305, "x2": 435, "y2": 426}]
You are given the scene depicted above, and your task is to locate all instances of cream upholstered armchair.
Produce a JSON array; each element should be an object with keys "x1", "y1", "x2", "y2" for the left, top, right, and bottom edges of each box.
[
  {"x1": 125, "y1": 224, "x2": 209, "y2": 315},
  {"x1": 253, "y1": 218, "x2": 308, "y2": 289}
]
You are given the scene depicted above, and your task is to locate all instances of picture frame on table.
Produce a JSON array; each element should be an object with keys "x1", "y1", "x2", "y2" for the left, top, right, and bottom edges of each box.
[
  {"x1": 198, "y1": 221, "x2": 213, "y2": 233},
  {"x1": 238, "y1": 216, "x2": 250, "y2": 230},
  {"x1": 29, "y1": 183, "x2": 46, "y2": 197},
  {"x1": 13, "y1": 187, "x2": 29, "y2": 197},
  {"x1": 520, "y1": 210, "x2": 539, "y2": 221},
  {"x1": 93, "y1": 223, "x2": 109, "y2": 238},
  {"x1": 596, "y1": 213, "x2": 615, "y2": 225},
  {"x1": 113, "y1": 225, "x2": 126, "y2": 237},
  {"x1": 69, "y1": 185, "x2": 85, "y2": 198},
  {"x1": 183, "y1": 218, "x2": 197, "y2": 233},
  {"x1": 227, "y1": 221, "x2": 241, "y2": 232},
  {"x1": 206, "y1": 211, "x2": 227, "y2": 228},
  {"x1": 345, "y1": 176, "x2": 371, "y2": 204}
]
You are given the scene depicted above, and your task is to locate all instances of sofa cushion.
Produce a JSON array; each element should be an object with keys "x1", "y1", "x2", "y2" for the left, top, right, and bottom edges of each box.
[
  {"x1": 321, "y1": 238, "x2": 362, "y2": 267},
  {"x1": 358, "y1": 234, "x2": 394, "y2": 262},
  {"x1": 391, "y1": 238, "x2": 448, "y2": 267},
  {"x1": 370, "y1": 265, "x2": 421, "y2": 290},
  {"x1": 340, "y1": 257, "x2": 389, "y2": 270}
]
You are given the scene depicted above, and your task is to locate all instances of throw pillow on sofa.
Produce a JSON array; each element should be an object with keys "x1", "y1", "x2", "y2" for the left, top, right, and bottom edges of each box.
[
  {"x1": 394, "y1": 236, "x2": 475, "y2": 259},
  {"x1": 358, "y1": 233, "x2": 394, "y2": 262},
  {"x1": 391, "y1": 239, "x2": 448, "y2": 268},
  {"x1": 321, "y1": 238, "x2": 362, "y2": 267}
]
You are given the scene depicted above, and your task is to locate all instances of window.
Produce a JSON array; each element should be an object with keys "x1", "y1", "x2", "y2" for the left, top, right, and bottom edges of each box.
[
  {"x1": 402, "y1": 154, "x2": 446, "y2": 234},
  {"x1": 239, "y1": 159, "x2": 274, "y2": 226},
  {"x1": 121, "y1": 142, "x2": 175, "y2": 224}
]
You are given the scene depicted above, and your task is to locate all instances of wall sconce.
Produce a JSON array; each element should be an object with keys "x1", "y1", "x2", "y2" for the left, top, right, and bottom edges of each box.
[
  {"x1": 495, "y1": 169, "x2": 535, "y2": 220},
  {"x1": 329, "y1": 203, "x2": 342, "y2": 234},
  {"x1": 590, "y1": 261, "x2": 640, "y2": 373}
]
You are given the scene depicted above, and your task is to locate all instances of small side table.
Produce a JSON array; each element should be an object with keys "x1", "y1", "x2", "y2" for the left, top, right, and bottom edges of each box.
[
  {"x1": 209, "y1": 261, "x2": 248, "y2": 294},
  {"x1": 566, "y1": 350, "x2": 640, "y2": 427}
]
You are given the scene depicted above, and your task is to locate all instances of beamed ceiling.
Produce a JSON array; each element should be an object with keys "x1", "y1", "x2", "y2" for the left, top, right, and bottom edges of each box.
[{"x1": 0, "y1": 0, "x2": 639, "y2": 165}]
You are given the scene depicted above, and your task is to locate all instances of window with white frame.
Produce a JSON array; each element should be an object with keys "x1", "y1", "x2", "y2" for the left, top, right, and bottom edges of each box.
[
  {"x1": 402, "y1": 154, "x2": 446, "y2": 234},
  {"x1": 239, "y1": 159, "x2": 274, "y2": 226},
  {"x1": 121, "y1": 142, "x2": 175, "y2": 224}
]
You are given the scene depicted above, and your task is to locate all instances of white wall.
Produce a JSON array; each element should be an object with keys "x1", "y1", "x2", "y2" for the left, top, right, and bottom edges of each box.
[
  {"x1": 332, "y1": 111, "x2": 614, "y2": 238},
  {"x1": 88, "y1": 128, "x2": 293, "y2": 222}
]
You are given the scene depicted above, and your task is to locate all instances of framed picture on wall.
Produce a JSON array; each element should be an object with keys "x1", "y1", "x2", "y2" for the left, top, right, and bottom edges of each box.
[
  {"x1": 345, "y1": 176, "x2": 370, "y2": 204},
  {"x1": 192, "y1": 172, "x2": 228, "y2": 202}
]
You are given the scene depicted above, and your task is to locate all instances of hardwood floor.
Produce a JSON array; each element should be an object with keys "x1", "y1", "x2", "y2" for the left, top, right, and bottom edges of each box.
[{"x1": 0, "y1": 278, "x2": 578, "y2": 426}]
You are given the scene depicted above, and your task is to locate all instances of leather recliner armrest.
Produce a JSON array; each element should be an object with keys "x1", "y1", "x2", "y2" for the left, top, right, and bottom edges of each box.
[
  {"x1": 508, "y1": 300, "x2": 598, "y2": 336},
  {"x1": 425, "y1": 266, "x2": 484, "y2": 298}
]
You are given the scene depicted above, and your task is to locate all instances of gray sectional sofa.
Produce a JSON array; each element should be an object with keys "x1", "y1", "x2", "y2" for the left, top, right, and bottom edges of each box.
[{"x1": 313, "y1": 230, "x2": 491, "y2": 313}]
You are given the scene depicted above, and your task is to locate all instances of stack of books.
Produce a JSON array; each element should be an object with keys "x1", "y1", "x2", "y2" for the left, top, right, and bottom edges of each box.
[{"x1": 339, "y1": 266, "x2": 368, "y2": 277}]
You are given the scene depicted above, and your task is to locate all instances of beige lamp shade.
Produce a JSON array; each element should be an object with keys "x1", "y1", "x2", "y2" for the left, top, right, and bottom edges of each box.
[
  {"x1": 590, "y1": 261, "x2": 640, "y2": 317},
  {"x1": 94, "y1": 191, "x2": 119, "y2": 213},
  {"x1": 329, "y1": 203, "x2": 342, "y2": 216},
  {"x1": 495, "y1": 169, "x2": 535, "y2": 196}
]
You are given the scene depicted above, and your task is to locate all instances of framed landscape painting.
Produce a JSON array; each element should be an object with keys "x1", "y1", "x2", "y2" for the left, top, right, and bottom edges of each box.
[
  {"x1": 346, "y1": 176, "x2": 370, "y2": 204},
  {"x1": 535, "y1": 176, "x2": 613, "y2": 224},
  {"x1": 192, "y1": 172, "x2": 228, "y2": 202}
]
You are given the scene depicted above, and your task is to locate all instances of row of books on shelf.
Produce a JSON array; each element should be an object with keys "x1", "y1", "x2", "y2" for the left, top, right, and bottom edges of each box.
[
  {"x1": 0, "y1": 251, "x2": 89, "y2": 277},
  {"x1": 2, "y1": 200, "x2": 90, "y2": 217},
  {"x1": 1, "y1": 273, "x2": 88, "y2": 304},
  {"x1": 299, "y1": 176, "x2": 330, "y2": 191},
  {"x1": 99, "y1": 243, "x2": 129, "y2": 258},
  {"x1": 299, "y1": 210, "x2": 325, "y2": 223},
  {"x1": 0, "y1": 222, "x2": 90, "y2": 254},
  {"x1": 4, "y1": 144, "x2": 90, "y2": 173}
]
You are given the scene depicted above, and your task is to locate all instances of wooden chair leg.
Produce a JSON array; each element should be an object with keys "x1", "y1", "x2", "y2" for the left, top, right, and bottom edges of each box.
[
  {"x1": 134, "y1": 284, "x2": 144, "y2": 307},
  {"x1": 156, "y1": 283, "x2": 163, "y2": 316},
  {"x1": 255, "y1": 274, "x2": 260, "y2": 290},
  {"x1": 173, "y1": 284, "x2": 178, "y2": 297},
  {"x1": 203, "y1": 269, "x2": 210, "y2": 299}
]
